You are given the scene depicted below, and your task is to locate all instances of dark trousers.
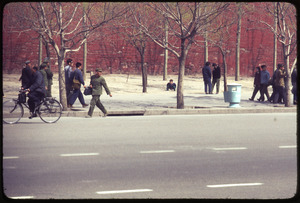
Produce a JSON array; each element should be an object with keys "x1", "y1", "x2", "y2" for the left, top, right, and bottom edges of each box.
[
  {"x1": 28, "y1": 91, "x2": 45, "y2": 113},
  {"x1": 88, "y1": 95, "x2": 107, "y2": 116},
  {"x1": 250, "y1": 85, "x2": 260, "y2": 100},
  {"x1": 204, "y1": 79, "x2": 212, "y2": 94},
  {"x1": 65, "y1": 83, "x2": 72, "y2": 105},
  {"x1": 69, "y1": 89, "x2": 85, "y2": 105},
  {"x1": 274, "y1": 86, "x2": 286, "y2": 104},
  {"x1": 212, "y1": 78, "x2": 220, "y2": 94},
  {"x1": 259, "y1": 84, "x2": 270, "y2": 101}
]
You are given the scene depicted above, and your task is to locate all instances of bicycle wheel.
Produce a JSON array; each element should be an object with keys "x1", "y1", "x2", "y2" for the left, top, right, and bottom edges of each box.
[
  {"x1": 38, "y1": 99, "x2": 62, "y2": 123},
  {"x1": 3, "y1": 100, "x2": 24, "y2": 124}
]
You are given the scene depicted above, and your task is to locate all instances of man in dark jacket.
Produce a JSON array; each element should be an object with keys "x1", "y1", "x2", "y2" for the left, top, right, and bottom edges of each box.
[
  {"x1": 202, "y1": 62, "x2": 212, "y2": 94},
  {"x1": 212, "y1": 63, "x2": 221, "y2": 94},
  {"x1": 19, "y1": 60, "x2": 33, "y2": 89},
  {"x1": 249, "y1": 66, "x2": 261, "y2": 100},
  {"x1": 27, "y1": 66, "x2": 46, "y2": 118}
]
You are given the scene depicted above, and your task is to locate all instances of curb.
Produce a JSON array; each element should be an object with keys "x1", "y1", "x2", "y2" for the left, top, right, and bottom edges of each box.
[{"x1": 60, "y1": 107, "x2": 297, "y2": 117}]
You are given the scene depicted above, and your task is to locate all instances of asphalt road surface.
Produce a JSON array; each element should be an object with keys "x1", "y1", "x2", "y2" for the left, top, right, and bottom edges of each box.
[{"x1": 2, "y1": 113, "x2": 297, "y2": 199}]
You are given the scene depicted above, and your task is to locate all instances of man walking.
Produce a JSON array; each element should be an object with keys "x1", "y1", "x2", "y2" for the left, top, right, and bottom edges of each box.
[
  {"x1": 64, "y1": 59, "x2": 74, "y2": 107},
  {"x1": 202, "y1": 62, "x2": 212, "y2": 94},
  {"x1": 212, "y1": 63, "x2": 221, "y2": 94},
  {"x1": 86, "y1": 68, "x2": 112, "y2": 118},
  {"x1": 19, "y1": 60, "x2": 33, "y2": 89},
  {"x1": 258, "y1": 65, "x2": 270, "y2": 102},
  {"x1": 274, "y1": 64, "x2": 286, "y2": 104},
  {"x1": 41, "y1": 57, "x2": 53, "y2": 97}
]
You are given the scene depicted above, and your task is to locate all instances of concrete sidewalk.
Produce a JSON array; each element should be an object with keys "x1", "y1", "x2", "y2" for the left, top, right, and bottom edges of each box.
[{"x1": 62, "y1": 91, "x2": 297, "y2": 117}]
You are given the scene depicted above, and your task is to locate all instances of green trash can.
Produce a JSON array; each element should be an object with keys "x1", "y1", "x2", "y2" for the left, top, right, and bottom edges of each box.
[{"x1": 223, "y1": 83, "x2": 242, "y2": 108}]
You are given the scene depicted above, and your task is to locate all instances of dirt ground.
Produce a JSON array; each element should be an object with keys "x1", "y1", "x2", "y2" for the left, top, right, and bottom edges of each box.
[{"x1": 2, "y1": 73, "x2": 256, "y2": 99}]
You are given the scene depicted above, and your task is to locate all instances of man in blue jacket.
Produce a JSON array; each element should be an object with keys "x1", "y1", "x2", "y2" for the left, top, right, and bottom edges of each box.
[
  {"x1": 258, "y1": 65, "x2": 270, "y2": 102},
  {"x1": 27, "y1": 66, "x2": 46, "y2": 119},
  {"x1": 69, "y1": 62, "x2": 89, "y2": 108},
  {"x1": 202, "y1": 62, "x2": 212, "y2": 94}
]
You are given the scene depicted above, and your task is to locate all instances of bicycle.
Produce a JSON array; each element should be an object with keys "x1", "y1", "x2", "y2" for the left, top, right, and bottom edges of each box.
[{"x1": 3, "y1": 89, "x2": 62, "y2": 124}]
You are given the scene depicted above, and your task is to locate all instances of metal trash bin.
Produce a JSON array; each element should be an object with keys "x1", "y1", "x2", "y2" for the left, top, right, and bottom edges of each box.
[{"x1": 223, "y1": 83, "x2": 242, "y2": 108}]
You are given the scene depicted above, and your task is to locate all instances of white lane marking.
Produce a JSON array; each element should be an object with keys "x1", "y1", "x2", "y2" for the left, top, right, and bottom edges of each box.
[
  {"x1": 207, "y1": 183, "x2": 263, "y2": 188},
  {"x1": 212, "y1": 147, "x2": 247, "y2": 151},
  {"x1": 10, "y1": 196, "x2": 34, "y2": 199},
  {"x1": 279, "y1": 145, "x2": 297, "y2": 149},
  {"x1": 60, "y1": 153, "x2": 99, "y2": 157},
  {"x1": 3, "y1": 156, "x2": 19, "y2": 159},
  {"x1": 140, "y1": 150, "x2": 175, "y2": 154},
  {"x1": 96, "y1": 189, "x2": 153, "y2": 195}
]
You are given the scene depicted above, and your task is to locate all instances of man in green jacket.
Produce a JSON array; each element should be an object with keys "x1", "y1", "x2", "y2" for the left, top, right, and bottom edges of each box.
[
  {"x1": 86, "y1": 68, "x2": 112, "y2": 118},
  {"x1": 41, "y1": 57, "x2": 53, "y2": 97},
  {"x1": 39, "y1": 64, "x2": 48, "y2": 97}
]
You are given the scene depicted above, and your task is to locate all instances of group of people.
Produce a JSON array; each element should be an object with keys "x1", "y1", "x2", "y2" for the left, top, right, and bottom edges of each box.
[
  {"x1": 202, "y1": 62, "x2": 221, "y2": 94},
  {"x1": 166, "y1": 61, "x2": 221, "y2": 94},
  {"x1": 64, "y1": 58, "x2": 112, "y2": 118},
  {"x1": 249, "y1": 64, "x2": 297, "y2": 105},
  {"x1": 19, "y1": 58, "x2": 53, "y2": 118},
  {"x1": 19, "y1": 57, "x2": 112, "y2": 119}
]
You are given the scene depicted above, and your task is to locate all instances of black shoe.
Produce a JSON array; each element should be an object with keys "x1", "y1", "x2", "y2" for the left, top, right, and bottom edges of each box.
[
  {"x1": 249, "y1": 98, "x2": 253, "y2": 101},
  {"x1": 29, "y1": 113, "x2": 37, "y2": 119}
]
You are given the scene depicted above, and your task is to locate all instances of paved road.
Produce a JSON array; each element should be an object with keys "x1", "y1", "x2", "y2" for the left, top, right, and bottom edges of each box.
[{"x1": 3, "y1": 113, "x2": 297, "y2": 199}]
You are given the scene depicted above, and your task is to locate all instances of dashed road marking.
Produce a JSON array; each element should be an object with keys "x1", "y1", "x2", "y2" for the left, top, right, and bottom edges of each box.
[
  {"x1": 212, "y1": 147, "x2": 247, "y2": 151},
  {"x1": 207, "y1": 183, "x2": 263, "y2": 188},
  {"x1": 96, "y1": 189, "x2": 153, "y2": 194},
  {"x1": 140, "y1": 150, "x2": 175, "y2": 154},
  {"x1": 60, "y1": 153, "x2": 99, "y2": 157},
  {"x1": 3, "y1": 156, "x2": 19, "y2": 159},
  {"x1": 10, "y1": 196, "x2": 34, "y2": 199},
  {"x1": 279, "y1": 145, "x2": 296, "y2": 149}
]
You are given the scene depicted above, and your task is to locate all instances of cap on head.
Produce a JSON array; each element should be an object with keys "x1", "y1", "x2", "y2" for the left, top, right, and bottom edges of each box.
[
  {"x1": 25, "y1": 60, "x2": 31, "y2": 64},
  {"x1": 96, "y1": 68, "x2": 102, "y2": 72}
]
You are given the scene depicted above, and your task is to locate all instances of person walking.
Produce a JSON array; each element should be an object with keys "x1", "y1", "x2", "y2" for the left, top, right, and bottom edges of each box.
[
  {"x1": 202, "y1": 62, "x2": 212, "y2": 94},
  {"x1": 86, "y1": 68, "x2": 112, "y2": 118},
  {"x1": 273, "y1": 64, "x2": 286, "y2": 104},
  {"x1": 64, "y1": 58, "x2": 74, "y2": 107},
  {"x1": 19, "y1": 60, "x2": 33, "y2": 89},
  {"x1": 41, "y1": 57, "x2": 53, "y2": 97},
  {"x1": 39, "y1": 64, "x2": 48, "y2": 97},
  {"x1": 258, "y1": 65, "x2": 270, "y2": 102},
  {"x1": 212, "y1": 63, "x2": 221, "y2": 94},
  {"x1": 249, "y1": 66, "x2": 261, "y2": 101},
  {"x1": 69, "y1": 62, "x2": 89, "y2": 108}
]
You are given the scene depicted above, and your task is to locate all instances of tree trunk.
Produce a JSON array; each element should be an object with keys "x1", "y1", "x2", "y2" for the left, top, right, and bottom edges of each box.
[
  {"x1": 58, "y1": 54, "x2": 68, "y2": 111},
  {"x1": 177, "y1": 39, "x2": 190, "y2": 109},
  {"x1": 140, "y1": 51, "x2": 147, "y2": 93},
  {"x1": 163, "y1": 19, "x2": 168, "y2": 81},
  {"x1": 235, "y1": 3, "x2": 242, "y2": 81},
  {"x1": 273, "y1": 2, "x2": 278, "y2": 73},
  {"x1": 219, "y1": 47, "x2": 228, "y2": 92},
  {"x1": 283, "y1": 44, "x2": 291, "y2": 107},
  {"x1": 38, "y1": 35, "x2": 43, "y2": 66}
]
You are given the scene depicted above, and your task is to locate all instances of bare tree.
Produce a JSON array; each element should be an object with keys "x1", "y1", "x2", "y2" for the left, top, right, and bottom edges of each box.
[
  {"x1": 9, "y1": 2, "x2": 128, "y2": 110},
  {"x1": 260, "y1": 2, "x2": 297, "y2": 107},
  {"x1": 207, "y1": 7, "x2": 236, "y2": 92},
  {"x1": 118, "y1": 3, "x2": 154, "y2": 93},
  {"x1": 133, "y1": 2, "x2": 229, "y2": 109}
]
